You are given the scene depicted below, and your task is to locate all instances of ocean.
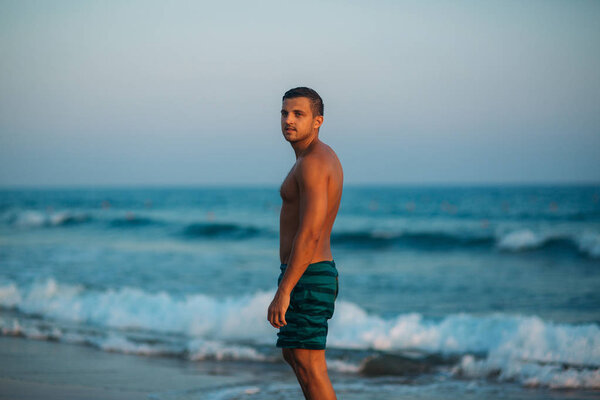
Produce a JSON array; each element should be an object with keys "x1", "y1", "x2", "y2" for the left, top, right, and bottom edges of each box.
[{"x1": 1, "y1": 184, "x2": 599, "y2": 399}]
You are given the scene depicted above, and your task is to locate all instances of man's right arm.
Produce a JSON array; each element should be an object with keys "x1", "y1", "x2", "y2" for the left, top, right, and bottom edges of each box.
[
  {"x1": 277, "y1": 156, "x2": 329, "y2": 295},
  {"x1": 267, "y1": 156, "x2": 329, "y2": 328}
]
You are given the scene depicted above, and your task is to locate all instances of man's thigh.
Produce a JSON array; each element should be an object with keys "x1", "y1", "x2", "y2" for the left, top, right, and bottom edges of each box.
[{"x1": 289, "y1": 348, "x2": 327, "y2": 369}]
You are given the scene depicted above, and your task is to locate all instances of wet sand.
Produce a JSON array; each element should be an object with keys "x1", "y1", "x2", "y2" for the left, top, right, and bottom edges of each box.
[
  {"x1": 1, "y1": 335, "x2": 598, "y2": 400},
  {"x1": 0, "y1": 335, "x2": 270, "y2": 400}
]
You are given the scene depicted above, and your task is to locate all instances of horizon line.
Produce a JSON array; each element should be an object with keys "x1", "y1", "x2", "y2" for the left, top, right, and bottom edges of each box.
[{"x1": 1, "y1": 180, "x2": 599, "y2": 190}]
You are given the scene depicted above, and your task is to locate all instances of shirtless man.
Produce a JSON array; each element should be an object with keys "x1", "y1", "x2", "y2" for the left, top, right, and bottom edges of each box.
[{"x1": 267, "y1": 87, "x2": 343, "y2": 399}]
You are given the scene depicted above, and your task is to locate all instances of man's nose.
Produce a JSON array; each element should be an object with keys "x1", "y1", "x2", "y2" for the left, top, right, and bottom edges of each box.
[{"x1": 284, "y1": 114, "x2": 295, "y2": 124}]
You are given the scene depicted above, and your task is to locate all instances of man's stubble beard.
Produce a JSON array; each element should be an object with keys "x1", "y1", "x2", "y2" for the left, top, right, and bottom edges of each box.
[{"x1": 283, "y1": 128, "x2": 314, "y2": 144}]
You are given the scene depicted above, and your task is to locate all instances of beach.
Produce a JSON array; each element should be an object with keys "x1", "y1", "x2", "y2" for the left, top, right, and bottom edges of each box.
[
  {"x1": 0, "y1": 335, "x2": 264, "y2": 400},
  {"x1": 3, "y1": 0, "x2": 600, "y2": 397},
  {"x1": 1, "y1": 185, "x2": 599, "y2": 399},
  {"x1": 4, "y1": 335, "x2": 599, "y2": 400}
]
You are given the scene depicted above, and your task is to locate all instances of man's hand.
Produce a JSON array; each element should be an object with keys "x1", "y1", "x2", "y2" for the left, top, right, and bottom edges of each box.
[{"x1": 267, "y1": 289, "x2": 291, "y2": 329}]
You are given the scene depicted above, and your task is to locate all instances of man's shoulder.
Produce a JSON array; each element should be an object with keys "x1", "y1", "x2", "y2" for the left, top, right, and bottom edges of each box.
[
  {"x1": 298, "y1": 145, "x2": 336, "y2": 172},
  {"x1": 303, "y1": 142, "x2": 339, "y2": 166},
  {"x1": 295, "y1": 156, "x2": 325, "y2": 182},
  {"x1": 295, "y1": 146, "x2": 342, "y2": 190}
]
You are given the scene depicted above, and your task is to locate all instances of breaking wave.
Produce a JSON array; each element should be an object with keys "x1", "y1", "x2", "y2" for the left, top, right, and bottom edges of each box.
[{"x1": 0, "y1": 277, "x2": 598, "y2": 389}]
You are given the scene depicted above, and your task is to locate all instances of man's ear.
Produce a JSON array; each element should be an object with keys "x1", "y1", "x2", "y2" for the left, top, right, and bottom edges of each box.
[{"x1": 314, "y1": 115, "x2": 324, "y2": 130}]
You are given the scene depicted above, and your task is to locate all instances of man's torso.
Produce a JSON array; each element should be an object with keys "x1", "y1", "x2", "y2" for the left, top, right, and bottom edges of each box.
[{"x1": 279, "y1": 141, "x2": 343, "y2": 264}]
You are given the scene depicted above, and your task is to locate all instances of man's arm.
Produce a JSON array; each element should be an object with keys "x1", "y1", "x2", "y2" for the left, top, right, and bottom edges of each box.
[{"x1": 267, "y1": 156, "x2": 329, "y2": 328}]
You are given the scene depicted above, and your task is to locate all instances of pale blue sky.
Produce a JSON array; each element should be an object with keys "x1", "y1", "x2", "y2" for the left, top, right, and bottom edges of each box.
[{"x1": 1, "y1": 0, "x2": 599, "y2": 186}]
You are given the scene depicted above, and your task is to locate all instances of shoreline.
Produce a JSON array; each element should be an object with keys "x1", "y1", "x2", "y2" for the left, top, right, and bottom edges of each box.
[
  {"x1": 2, "y1": 335, "x2": 599, "y2": 400},
  {"x1": 0, "y1": 335, "x2": 272, "y2": 400}
]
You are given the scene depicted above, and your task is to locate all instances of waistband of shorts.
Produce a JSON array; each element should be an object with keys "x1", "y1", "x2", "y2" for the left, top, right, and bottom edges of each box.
[
  {"x1": 280, "y1": 260, "x2": 337, "y2": 275},
  {"x1": 281, "y1": 259, "x2": 335, "y2": 267}
]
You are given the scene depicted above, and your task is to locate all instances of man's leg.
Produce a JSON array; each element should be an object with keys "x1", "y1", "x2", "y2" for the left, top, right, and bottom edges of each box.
[
  {"x1": 285, "y1": 348, "x2": 336, "y2": 400},
  {"x1": 282, "y1": 348, "x2": 310, "y2": 398}
]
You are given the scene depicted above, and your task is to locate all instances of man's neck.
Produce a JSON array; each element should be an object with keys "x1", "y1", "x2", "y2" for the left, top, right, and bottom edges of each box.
[{"x1": 292, "y1": 132, "x2": 319, "y2": 159}]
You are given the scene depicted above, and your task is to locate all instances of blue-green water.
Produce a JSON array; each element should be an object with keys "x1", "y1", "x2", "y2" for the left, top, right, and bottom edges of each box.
[{"x1": 1, "y1": 185, "x2": 599, "y2": 397}]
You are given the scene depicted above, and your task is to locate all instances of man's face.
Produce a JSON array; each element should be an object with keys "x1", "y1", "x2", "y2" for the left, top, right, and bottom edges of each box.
[{"x1": 280, "y1": 97, "x2": 322, "y2": 142}]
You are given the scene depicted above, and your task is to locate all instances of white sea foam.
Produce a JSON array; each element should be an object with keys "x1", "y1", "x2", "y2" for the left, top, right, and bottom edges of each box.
[
  {"x1": 496, "y1": 229, "x2": 546, "y2": 251},
  {"x1": 495, "y1": 228, "x2": 600, "y2": 258},
  {"x1": 2, "y1": 209, "x2": 91, "y2": 228},
  {"x1": 577, "y1": 231, "x2": 600, "y2": 258},
  {"x1": 453, "y1": 353, "x2": 600, "y2": 389},
  {"x1": 0, "y1": 278, "x2": 275, "y2": 340},
  {"x1": 187, "y1": 338, "x2": 267, "y2": 361},
  {"x1": 92, "y1": 333, "x2": 169, "y2": 356},
  {"x1": 0, "y1": 316, "x2": 272, "y2": 362},
  {"x1": 12, "y1": 210, "x2": 46, "y2": 228},
  {"x1": 450, "y1": 315, "x2": 600, "y2": 389},
  {"x1": 0, "y1": 278, "x2": 598, "y2": 388},
  {"x1": 326, "y1": 359, "x2": 362, "y2": 373}
]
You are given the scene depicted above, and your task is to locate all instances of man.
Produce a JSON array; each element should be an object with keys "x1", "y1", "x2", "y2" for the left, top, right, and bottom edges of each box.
[{"x1": 267, "y1": 87, "x2": 343, "y2": 399}]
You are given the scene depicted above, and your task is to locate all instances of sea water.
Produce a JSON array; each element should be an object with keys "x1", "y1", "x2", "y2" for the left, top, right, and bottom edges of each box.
[{"x1": 0, "y1": 185, "x2": 599, "y2": 398}]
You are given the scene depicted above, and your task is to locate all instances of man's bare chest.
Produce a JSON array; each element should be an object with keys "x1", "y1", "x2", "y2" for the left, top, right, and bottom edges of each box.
[{"x1": 279, "y1": 166, "x2": 298, "y2": 203}]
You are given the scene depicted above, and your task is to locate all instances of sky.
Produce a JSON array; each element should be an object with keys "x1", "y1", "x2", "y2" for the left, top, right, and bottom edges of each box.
[{"x1": 1, "y1": 0, "x2": 599, "y2": 187}]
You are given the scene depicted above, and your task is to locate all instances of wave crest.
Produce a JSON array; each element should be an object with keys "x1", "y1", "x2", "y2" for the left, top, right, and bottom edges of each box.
[{"x1": 0, "y1": 278, "x2": 599, "y2": 389}]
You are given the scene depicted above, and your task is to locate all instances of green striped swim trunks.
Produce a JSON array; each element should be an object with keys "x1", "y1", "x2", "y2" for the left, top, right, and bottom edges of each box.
[{"x1": 276, "y1": 260, "x2": 339, "y2": 350}]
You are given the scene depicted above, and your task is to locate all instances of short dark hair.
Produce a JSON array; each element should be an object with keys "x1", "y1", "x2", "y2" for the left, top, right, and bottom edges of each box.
[{"x1": 282, "y1": 87, "x2": 324, "y2": 117}]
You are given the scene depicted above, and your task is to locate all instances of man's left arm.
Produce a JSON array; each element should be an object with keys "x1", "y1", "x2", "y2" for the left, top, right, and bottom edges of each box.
[{"x1": 267, "y1": 157, "x2": 328, "y2": 329}]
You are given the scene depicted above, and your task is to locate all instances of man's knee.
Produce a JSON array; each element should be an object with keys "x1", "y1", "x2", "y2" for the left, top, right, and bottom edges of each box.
[{"x1": 282, "y1": 348, "x2": 295, "y2": 366}]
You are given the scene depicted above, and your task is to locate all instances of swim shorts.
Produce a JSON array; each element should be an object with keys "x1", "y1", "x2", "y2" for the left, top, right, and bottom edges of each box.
[{"x1": 276, "y1": 260, "x2": 339, "y2": 350}]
